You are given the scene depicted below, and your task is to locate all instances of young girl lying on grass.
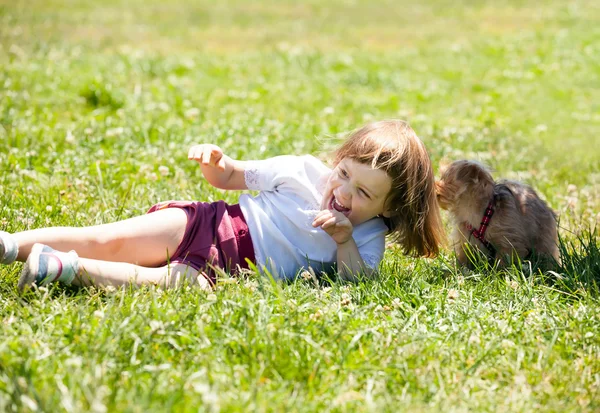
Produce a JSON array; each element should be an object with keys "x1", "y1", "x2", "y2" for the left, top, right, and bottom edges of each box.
[{"x1": 0, "y1": 120, "x2": 444, "y2": 291}]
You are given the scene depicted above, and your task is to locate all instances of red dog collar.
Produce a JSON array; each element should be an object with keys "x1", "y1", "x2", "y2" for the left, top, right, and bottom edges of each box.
[{"x1": 465, "y1": 198, "x2": 496, "y2": 256}]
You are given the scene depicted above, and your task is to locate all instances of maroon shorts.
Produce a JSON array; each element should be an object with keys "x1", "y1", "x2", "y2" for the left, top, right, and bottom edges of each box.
[{"x1": 147, "y1": 200, "x2": 255, "y2": 286}]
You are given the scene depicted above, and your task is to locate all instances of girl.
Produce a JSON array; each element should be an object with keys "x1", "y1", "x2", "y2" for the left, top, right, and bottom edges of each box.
[{"x1": 0, "y1": 120, "x2": 444, "y2": 291}]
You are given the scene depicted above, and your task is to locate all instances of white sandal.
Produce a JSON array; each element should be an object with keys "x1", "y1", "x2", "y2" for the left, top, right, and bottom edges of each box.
[{"x1": 0, "y1": 231, "x2": 18, "y2": 265}]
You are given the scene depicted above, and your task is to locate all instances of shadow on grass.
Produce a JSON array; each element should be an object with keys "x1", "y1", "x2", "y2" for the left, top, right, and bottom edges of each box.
[
  {"x1": 460, "y1": 226, "x2": 600, "y2": 297},
  {"x1": 554, "y1": 227, "x2": 600, "y2": 294}
]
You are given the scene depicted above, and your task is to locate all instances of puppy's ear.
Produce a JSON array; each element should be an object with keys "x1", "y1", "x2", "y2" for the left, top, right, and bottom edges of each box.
[
  {"x1": 435, "y1": 180, "x2": 447, "y2": 197},
  {"x1": 457, "y1": 162, "x2": 492, "y2": 185},
  {"x1": 438, "y1": 158, "x2": 451, "y2": 175}
]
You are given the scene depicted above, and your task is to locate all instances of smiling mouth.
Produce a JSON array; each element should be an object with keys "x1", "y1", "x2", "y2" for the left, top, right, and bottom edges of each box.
[{"x1": 329, "y1": 196, "x2": 351, "y2": 217}]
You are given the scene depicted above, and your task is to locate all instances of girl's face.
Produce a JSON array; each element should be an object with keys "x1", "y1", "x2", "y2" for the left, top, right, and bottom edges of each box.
[{"x1": 321, "y1": 157, "x2": 392, "y2": 226}]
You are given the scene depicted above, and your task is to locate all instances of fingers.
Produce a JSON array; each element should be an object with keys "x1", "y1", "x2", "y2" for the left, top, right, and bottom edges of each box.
[
  {"x1": 320, "y1": 216, "x2": 338, "y2": 229},
  {"x1": 216, "y1": 156, "x2": 226, "y2": 171},
  {"x1": 187, "y1": 146, "x2": 198, "y2": 160},
  {"x1": 312, "y1": 209, "x2": 333, "y2": 227},
  {"x1": 200, "y1": 147, "x2": 210, "y2": 164},
  {"x1": 188, "y1": 145, "x2": 210, "y2": 160},
  {"x1": 188, "y1": 144, "x2": 225, "y2": 169},
  {"x1": 312, "y1": 209, "x2": 354, "y2": 245},
  {"x1": 312, "y1": 209, "x2": 348, "y2": 228}
]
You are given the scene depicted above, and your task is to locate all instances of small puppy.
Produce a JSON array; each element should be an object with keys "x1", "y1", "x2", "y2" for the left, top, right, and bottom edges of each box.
[{"x1": 436, "y1": 160, "x2": 560, "y2": 270}]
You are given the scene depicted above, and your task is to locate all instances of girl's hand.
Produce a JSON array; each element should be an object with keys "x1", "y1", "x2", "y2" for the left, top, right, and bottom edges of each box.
[
  {"x1": 188, "y1": 144, "x2": 227, "y2": 171},
  {"x1": 312, "y1": 209, "x2": 354, "y2": 245}
]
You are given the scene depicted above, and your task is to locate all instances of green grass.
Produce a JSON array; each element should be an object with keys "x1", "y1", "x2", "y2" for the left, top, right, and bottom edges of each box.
[{"x1": 1, "y1": 0, "x2": 600, "y2": 411}]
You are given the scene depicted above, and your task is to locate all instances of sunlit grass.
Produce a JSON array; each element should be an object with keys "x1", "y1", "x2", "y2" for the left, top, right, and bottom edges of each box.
[{"x1": 1, "y1": 0, "x2": 599, "y2": 411}]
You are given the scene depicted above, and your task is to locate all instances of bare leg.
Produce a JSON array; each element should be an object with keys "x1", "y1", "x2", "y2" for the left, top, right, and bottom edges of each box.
[
  {"x1": 73, "y1": 259, "x2": 211, "y2": 291},
  {"x1": 12, "y1": 208, "x2": 188, "y2": 266}
]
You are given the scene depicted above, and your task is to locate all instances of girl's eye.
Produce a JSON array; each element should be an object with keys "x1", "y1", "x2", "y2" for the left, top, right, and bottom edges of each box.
[
  {"x1": 359, "y1": 188, "x2": 370, "y2": 199},
  {"x1": 339, "y1": 168, "x2": 348, "y2": 178}
]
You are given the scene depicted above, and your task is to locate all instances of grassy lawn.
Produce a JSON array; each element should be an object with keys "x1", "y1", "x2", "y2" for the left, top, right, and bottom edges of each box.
[{"x1": 1, "y1": 0, "x2": 599, "y2": 411}]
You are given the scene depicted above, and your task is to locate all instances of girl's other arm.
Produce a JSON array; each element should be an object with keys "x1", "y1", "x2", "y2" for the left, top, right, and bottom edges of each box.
[
  {"x1": 336, "y1": 238, "x2": 376, "y2": 282},
  {"x1": 312, "y1": 209, "x2": 377, "y2": 281},
  {"x1": 188, "y1": 144, "x2": 248, "y2": 190}
]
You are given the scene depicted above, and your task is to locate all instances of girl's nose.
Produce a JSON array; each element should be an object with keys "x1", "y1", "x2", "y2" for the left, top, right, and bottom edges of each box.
[{"x1": 337, "y1": 184, "x2": 352, "y2": 204}]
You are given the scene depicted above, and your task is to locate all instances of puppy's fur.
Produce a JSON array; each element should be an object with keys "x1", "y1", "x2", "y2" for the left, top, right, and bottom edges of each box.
[{"x1": 436, "y1": 160, "x2": 560, "y2": 269}]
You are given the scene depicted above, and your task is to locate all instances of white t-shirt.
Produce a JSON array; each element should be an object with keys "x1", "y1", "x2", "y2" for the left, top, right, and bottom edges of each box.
[{"x1": 238, "y1": 155, "x2": 388, "y2": 280}]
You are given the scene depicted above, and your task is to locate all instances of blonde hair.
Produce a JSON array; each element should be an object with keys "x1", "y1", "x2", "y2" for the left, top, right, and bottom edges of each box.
[{"x1": 334, "y1": 120, "x2": 444, "y2": 257}]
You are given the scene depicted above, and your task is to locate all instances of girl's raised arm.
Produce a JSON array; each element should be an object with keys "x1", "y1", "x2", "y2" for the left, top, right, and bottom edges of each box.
[{"x1": 188, "y1": 144, "x2": 248, "y2": 190}]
